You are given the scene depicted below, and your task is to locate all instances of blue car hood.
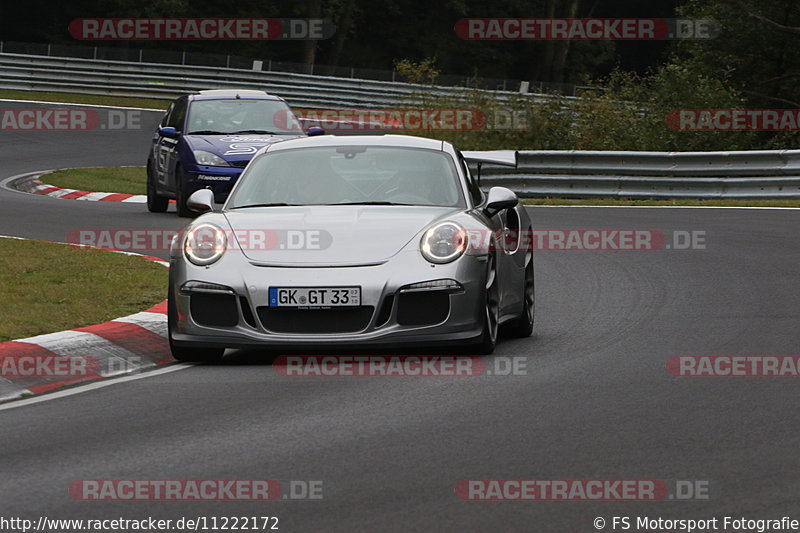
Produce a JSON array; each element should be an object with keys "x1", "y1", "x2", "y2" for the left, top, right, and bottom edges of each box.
[{"x1": 185, "y1": 133, "x2": 303, "y2": 163}]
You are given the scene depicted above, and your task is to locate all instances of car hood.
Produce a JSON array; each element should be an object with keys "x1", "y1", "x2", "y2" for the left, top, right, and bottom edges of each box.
[
  {"x1": 223, "y1": 205, "x2": 460, "y2": 266},
  {"x1": 186, "y1": 133, "x2": 302, "y2": 163}
]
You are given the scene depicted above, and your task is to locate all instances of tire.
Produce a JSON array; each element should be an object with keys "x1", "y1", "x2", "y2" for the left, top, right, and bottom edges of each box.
[
  {"x1": 146, "y1": 164, "x2": 168, "y2": 213},
  {"x1": 475, "y1": 253, "x2": 500, "y2": 355},
  {"x1": 175, "y1": 166, "x2": 193, "y2": 218},
  {"x1": 168, "y1": 275, "x2": 225, "y2": 363},
  {"x1": 509, "y1": 250, "x2": 534, "y2": 337}
]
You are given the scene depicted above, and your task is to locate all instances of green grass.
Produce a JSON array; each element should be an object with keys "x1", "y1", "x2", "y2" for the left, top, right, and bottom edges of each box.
[
  {"x1": 523, "y1": 197, "x2": 800, "y2": 207},
  {"x1": 44, "y1": 166, "x2": 147, "y2": 195},
  {"x1": 0, "y1": 238, "x2": 168, "y2": 342},
  {"x1": 0, "y1": 89, "x2": 170, "y2": 110}
]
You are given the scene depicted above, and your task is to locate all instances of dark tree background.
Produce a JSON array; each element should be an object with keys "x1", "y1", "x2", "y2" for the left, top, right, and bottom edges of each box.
[{"x1": 2, "y1": 0, "x2": 799, "y2": 108}]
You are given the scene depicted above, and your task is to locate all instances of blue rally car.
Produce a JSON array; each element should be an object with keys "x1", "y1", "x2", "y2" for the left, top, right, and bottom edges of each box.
[{"x1": 147, "y1": 89, "x2": 310, "y2": 217}]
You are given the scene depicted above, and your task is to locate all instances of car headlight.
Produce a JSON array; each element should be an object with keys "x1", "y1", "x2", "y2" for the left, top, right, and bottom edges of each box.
[
  {"x1": 193, "y1": 150, "x2": 230, "y2": 167},
  {"x1": 420, "y1": 222, "x2": 468, "y2": 264},
  {"x1": 184, "y1": 223, "x2": 228, "y2": 266}
]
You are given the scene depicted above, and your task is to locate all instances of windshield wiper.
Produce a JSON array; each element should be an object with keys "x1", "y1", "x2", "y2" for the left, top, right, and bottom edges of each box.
[
  {"x1": 230, "y1": 203, "x2": 299, "y2": 209},
  {"x1": 187, "y1": 130, "x2": 228, "y2": 135}
]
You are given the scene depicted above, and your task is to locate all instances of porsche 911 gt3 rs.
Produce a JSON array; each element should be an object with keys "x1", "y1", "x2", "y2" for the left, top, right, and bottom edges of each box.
[{"x1": 168, "y1": 134, "x2": 534, "y2": 360}]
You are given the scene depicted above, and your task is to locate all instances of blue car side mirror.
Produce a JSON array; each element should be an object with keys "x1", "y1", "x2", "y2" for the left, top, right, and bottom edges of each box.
[
  {"x1": 307, "y1": 126, "x2": 325, "y2": 136},
  {"x1": 158, "y1": 126, "x2": 179, "y2": 138}
]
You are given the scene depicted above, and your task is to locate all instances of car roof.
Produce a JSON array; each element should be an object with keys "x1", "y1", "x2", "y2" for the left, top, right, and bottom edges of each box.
[
  {"x1": 265, "y1": 134, "x2": 447, "y2": 152},
  {"x1": 189, "y1": 89, "x2": 283, "y2": 101}
]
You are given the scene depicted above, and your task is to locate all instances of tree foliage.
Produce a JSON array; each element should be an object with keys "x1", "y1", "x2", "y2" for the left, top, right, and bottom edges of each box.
[{"x1": 2, "y1": 0, "x2": 799, "y2": 149}]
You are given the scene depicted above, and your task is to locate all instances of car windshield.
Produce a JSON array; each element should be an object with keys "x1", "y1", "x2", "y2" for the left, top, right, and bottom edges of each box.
[
  {"x1": 186, "y1": 99, "x2": 303, "y2": 135},
  {"x1": 227, "y1": 146, "x2": 465, "y2": 208}
]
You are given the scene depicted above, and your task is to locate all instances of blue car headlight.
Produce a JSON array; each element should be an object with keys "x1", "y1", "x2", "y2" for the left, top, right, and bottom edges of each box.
[{"x1": 193, "y1": 150, "x2": 230, "y2": 167}]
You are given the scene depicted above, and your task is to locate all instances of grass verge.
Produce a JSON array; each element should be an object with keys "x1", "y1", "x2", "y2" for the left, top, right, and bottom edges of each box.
[
  {"x1": 0, "y1": 89, "x2": 170, "y2": 110},
  {"x1": 44, "y1": 166, "x2": 146, "y2": 196},
  {"x1": 0, "y1": 238, "x2": 167, "y2": 342}
]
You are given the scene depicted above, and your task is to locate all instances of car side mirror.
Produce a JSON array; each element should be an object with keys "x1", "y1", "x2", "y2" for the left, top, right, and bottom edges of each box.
[
  {"x1": 186, "y1": 189, "x2": 215, "y2": 213},
  {"x1": 158, "y1": 126, "x2": 179, "y2": 138},
  {"x1": 483, "y1": 186, "x2": 518, "y2": 218},
  {"x1": 307, "y1": 126, "x2": 325, "y2": 136}
]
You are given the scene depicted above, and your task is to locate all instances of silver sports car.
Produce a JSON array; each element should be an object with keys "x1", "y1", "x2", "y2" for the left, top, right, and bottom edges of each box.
[{"x1": 168, "y1": 134, "x2": 534, "y2": 361}]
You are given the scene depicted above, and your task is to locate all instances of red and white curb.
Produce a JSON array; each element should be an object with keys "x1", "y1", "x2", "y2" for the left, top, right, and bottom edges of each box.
[
  {"x1": 11, "y1": 170, "x2": 147, "y2": 203},
  {"x1": 0, "y1": 236, "x2": 172, "y2": 402}
]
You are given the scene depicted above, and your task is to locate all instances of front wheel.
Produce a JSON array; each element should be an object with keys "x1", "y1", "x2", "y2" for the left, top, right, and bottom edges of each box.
[
  {"x1": 146, "y1": 164, "x2": 168, "y2": 213},
  {"x1": 475, "y1": 253, "x2": 499, "y2": 355},
  {"x1": 175, "y1": 166, "x2": 193, "y2": 218},
  {"x1": 509, "y1": 250, "x2": 534, "y2": 337}
]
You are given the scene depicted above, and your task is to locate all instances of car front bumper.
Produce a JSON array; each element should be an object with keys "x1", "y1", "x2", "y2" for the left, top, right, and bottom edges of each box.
[
  {"x1": 185, "y1": 165, "x2": 243, "y2": 202},
  {"x1": 169, "y1": 249, "x2": 489, "y2": 350}
]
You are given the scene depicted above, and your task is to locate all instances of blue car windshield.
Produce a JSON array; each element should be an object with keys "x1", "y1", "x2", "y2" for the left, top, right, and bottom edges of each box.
[
  {"x1": 186, "y1": 99, "x2": 303, "y2": 135},
  {"x1": 227, "y1": 146, "x2": 465, "y2": 208}
]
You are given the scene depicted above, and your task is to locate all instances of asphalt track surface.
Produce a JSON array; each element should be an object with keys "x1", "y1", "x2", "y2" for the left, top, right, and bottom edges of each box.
[{"x1": 2, "y1": 101, "x2": 800, "y2": 532}]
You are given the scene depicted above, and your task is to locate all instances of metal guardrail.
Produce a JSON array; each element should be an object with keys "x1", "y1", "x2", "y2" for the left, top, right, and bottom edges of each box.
[
  {"x1": 0, "y1": 52, "x2": 560, "y2": 110},
  {"x1": 0, "y1": 53, "x2": 796, "y2": 198},
  {"x1": 474, "y1": 150, "x2": 800, "y2": 198}
]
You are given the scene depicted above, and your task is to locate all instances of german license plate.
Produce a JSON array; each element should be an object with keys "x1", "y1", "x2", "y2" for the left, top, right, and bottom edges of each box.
[{"x1": 268, "y1": 287, "x2": 361, "y2": 307}]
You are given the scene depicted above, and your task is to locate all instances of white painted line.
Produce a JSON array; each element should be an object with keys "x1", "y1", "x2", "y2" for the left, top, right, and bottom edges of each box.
[
  {"x1": 0, "y1": 170, "x2": 55, "y2": 194},
  {"x1": 76, "y1": 191, "x2": 114, "y2": 201},
  {"x1": 0, "y1": 98, "x2": 164, "y2": 112},
  {"x1": 33, "y1": 330, "x2": 144, "y2": 362},
  {"x1": 121, "y1": 195, "x2": 147, "y2": 203},
  {"x1": 0, "y1": 364, "x2": 191, "y2": 412},
  {"x1": 116, "y1": 311, "x2": 168, "y2": 322},
  {"x1": 0, "y1": 378, "x2": 32, "y2": 402},
  {"x1": 114, "y1": 312, "x2": 167, "y2": 337},
  {"x1": 46, "y1": 187, "x2": 79, "y2": 198}
]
